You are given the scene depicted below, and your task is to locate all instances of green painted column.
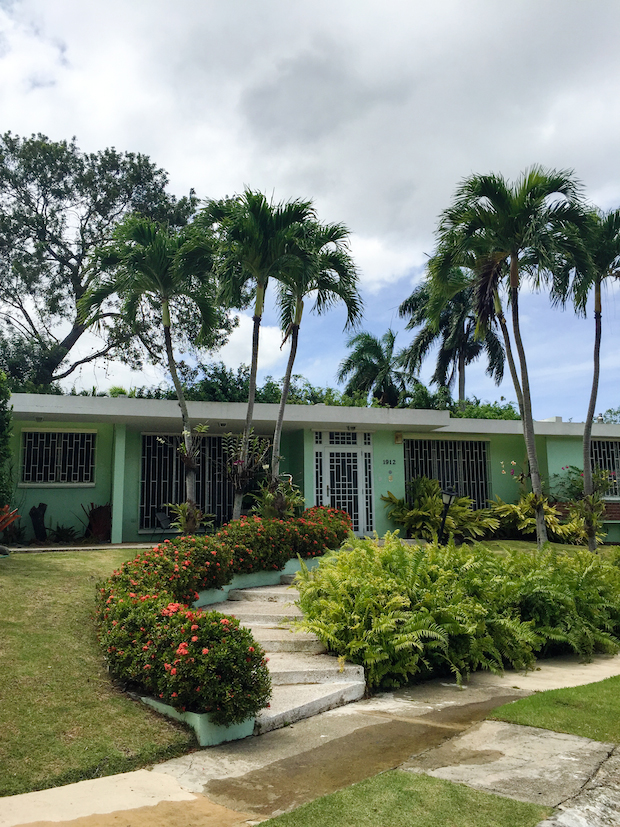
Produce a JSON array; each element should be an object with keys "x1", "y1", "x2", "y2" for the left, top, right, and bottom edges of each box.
[{"x1": 111, "y1": 424, "x2": 126, "y2": 544}]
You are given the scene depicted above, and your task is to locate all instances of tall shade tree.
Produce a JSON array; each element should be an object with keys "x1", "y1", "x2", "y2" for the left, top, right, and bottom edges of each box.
[
  {"x1": 203, "y1": 190, "x2": 316, "y2": 519},
  {"x1": 430, "y1": 166, "x2": 588, "y2": 547},
  {"x1": 568, "y1": 208, "x2": 620, "y2": 549},
  {"x1": 272, "y1": 221, "x2": 362, "y2": 478},
  {"x1": 80, "y1": 216, "x2": 226, "y2": 528},
  {"x1": 398, "y1": 275, "x2": 504, "y2": 409},
  {"x1": 337, "y1": 329, "x2": 405, "y2": 407},
  {"x1": 0, "y1": 132, "x2": 195, "y2": 389}
]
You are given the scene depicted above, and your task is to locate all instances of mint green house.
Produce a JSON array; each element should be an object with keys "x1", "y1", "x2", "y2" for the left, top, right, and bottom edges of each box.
[{"x1": 9, "y1": 393, "x2": 620, "y2": 543}]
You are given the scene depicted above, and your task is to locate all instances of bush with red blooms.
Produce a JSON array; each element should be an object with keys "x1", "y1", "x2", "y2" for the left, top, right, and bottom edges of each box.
[{"x1": 95, "y1": 506, "x2": 351, "y2": 724}]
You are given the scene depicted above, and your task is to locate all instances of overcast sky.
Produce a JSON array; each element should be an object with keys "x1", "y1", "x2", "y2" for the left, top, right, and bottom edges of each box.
[{"x1": 2, "y1": 0, "x2": 620, "y2": 421}]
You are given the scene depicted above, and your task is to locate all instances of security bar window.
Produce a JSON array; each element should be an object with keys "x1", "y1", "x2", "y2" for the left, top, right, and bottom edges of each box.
[
  {"x1": 140, "y1": 434, "x2": 234, "y2": 529},
  {"x1": 404, "y1": 438, "x2": 489, "y2": 509},
  {"x1": 590, "y1": 440, "x2": 620, "y2": 497},
  {"x1": 21, "y1": 431, "x2": 96, "y2": 485}
]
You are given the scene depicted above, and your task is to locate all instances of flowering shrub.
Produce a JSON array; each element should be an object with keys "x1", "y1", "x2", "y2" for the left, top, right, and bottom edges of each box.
[
  {"x1": 95, "y1": 505, "x2": 350, "y2": 725},
  {"x1": 99, "y1": 595, "x2": 270, "y2": 725},
  {"x1": 102, "y1": 535, "x2": 232, "y2": 603},
  {"x1": 215, "y1": 507, "x2": 352, "y2": 574}
]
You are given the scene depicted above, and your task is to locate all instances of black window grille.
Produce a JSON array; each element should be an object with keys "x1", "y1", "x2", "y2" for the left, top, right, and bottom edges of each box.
[
  {"x1": 21, "y1": 431, "x2": 96, "y2": 484},
  {"x1": 140, "y1": 434, "x2": 233, "y2": 529},
  {"x1": 590, "y1": 440, "x2": 620, "y2": 497},
  {"x1": 404, "y1": 439, "x2": 489, "y2": 509}
]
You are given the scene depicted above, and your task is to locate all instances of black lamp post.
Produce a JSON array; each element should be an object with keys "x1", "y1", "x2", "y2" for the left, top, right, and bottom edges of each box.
[{"x1": 438, "y1": 486, "x2": 457, "y2": 545}]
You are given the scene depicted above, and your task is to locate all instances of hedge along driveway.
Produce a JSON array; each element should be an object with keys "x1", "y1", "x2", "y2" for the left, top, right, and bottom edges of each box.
[{"x1": 0, "y1": 549, "x2": 195, "y2": 797}]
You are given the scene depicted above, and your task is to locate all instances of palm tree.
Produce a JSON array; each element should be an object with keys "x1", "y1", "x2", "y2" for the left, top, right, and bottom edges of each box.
[
  {"x1": 337, "y1": 329, "x2": 405, "y2": 407},
  {"x1": 203, "y1": 190, "x2": 316, "y2": 519},
  {"x1": 80, "y1": 215, "x2": 220, "y2": 528},
  {"x1": 566, "y1": 208, "x2": 620, "y2": 549},
  {"x1": 271, "y1": 221, "x2": 362, "y2": 478},
  {"x1": 398, "y1": 275, "x2": 504, "y2": 409},
  {"x1": 430, "y1": 167, "x2": 588, "y2": 547}
]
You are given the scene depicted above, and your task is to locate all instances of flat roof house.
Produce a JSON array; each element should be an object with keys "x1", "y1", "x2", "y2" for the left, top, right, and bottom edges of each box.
[{"x1": 9, "y1": 393, "x2": 620, "y2": 544}]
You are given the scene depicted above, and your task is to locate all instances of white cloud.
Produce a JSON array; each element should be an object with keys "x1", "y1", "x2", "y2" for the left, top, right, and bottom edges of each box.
[
  {"x1": 2, "y1": 0, "x2": 620, "y2": 419},
  {"x1": 215, "y1": 313, "x2": 288, "y2": 374}
]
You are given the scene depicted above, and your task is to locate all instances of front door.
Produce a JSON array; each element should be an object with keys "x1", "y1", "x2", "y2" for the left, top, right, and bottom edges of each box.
[{"x1": 314, "y1": 431, "x2": 373, "y2": 534}]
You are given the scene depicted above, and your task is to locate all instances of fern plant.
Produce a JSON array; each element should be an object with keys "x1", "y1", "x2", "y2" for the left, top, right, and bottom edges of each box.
[{"x1": 294, "y1": 533, "x2": 620, "y2": 690}]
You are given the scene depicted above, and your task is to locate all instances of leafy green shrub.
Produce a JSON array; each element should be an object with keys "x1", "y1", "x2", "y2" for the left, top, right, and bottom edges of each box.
[
  {"x1": 491, "y1": 494, "x2": 577, "y2": 542},
  {"x1": 98, "y1": 595, "x2": 270, "y2": 725},
  {"x1": 382, "y1": 477, "x2": 498, "y2": 542},
  {"x1": 295, "y1": 534, "x2": 620, "y2": 690},
  {"x1": 251, "y1": 477, "x2": 305, "y2": 519}
]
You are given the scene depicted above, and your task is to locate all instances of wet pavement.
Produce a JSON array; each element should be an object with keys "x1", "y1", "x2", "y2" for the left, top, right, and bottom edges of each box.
[{"x1": 2, "y1": 654, "x2": 620, "y2": 827}]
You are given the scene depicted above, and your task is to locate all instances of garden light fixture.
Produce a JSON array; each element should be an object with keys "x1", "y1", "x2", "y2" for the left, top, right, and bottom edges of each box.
[{"x1": 439, "y1": 486, "x2": 457, "y2": 544}]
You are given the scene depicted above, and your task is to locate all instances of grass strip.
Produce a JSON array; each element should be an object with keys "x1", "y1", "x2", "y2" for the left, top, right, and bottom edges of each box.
[
  {"x1": 491, "y1": 674, "x2": 620, "y2": 742},
  {"x1": 261, "y1": 770, "x2": 551, "y2": 827},
  {"x1": 0, "y1": 550, "x2": 195, "y2": 796}
]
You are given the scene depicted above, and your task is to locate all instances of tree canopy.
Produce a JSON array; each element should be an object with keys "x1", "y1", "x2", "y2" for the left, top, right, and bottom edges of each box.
[{"x1": 0, "y1": 132, "x2": 196, "y2": 390}]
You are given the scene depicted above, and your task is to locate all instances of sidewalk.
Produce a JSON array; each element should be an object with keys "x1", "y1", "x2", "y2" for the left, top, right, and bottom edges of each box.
[{"x1": 2, "y1": 654, "x2": 620, "y2": 827}]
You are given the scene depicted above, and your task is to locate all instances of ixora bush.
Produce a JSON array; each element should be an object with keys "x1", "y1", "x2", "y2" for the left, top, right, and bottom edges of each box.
[
  {"x1": 217, "y1": 507, "x2": 352, "y2": 574},
  {"x1": 98, "y1": 594, "x2": 270, "y2": 725},
  {"x1": 294, "y1": 533, "x2": 620, "y2": 690},
  {"x1": 96, "y1": 506, "x2": 352, "y2": 726}
]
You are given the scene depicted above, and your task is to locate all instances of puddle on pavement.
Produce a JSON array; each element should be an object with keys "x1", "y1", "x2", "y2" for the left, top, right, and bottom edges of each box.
[
  {"x1": 405, "y1": 745, "x2": 505, "y2": 771},
  {"x1": 204, "y1": 693, "x2": 520, "y2": 818}
]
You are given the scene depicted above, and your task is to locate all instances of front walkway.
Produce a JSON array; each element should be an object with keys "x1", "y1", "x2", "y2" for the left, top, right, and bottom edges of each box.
[{"x1": 2, "y1": 654, "x2": 620, "y2": 827}]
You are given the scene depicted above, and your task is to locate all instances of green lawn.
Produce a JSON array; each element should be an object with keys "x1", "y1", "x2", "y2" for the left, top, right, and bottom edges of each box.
[
  {"x1": 0, "y1": 549, "x2": 195, "y2": 796},
  {"x1": 491, "y1": 674, "x2": 620, "y2": 742},
  {"x1": 262, "y1": 771, "x2": 551, "y2": 827}
]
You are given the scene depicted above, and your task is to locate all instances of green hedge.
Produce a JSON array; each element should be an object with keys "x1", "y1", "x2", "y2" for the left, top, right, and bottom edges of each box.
[
  {"x1": 295, "y1": 533, "x2": 620, "y2": 690},
  {"x1": 96, "y1": 507, "x2": 352, "y2": 725}
]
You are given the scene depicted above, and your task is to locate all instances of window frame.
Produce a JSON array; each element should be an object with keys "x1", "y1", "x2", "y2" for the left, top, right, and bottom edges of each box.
[{"x1": 19, "y1": 428, "x2": 97, "y2": 488}]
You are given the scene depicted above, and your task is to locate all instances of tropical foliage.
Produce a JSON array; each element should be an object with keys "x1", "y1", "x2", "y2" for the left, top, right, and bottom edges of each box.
[
  {"x1": 294, "y1": 534, "x2": 620, "y2": 689},
  {"x1": 202, "y1": 189, "x2": 316, "y2": 518},
  {"x1": 399, "y1": 277, "x2": 504, "y2": 407},
  {"x1": 337, "y1": 329, "x2": 406, "y2": 407},
  {"x1": 381, "y1": 477, "x2": 498, "y2": 541},
  {"x1": 81, "y1": 216, "x2": 229, "y2": 530},
  {"x1": 271, "y1": 219, "x2": 362, "y2": 478},
  {"x1": 428, "y1": 166, "x2": 589, "y2": 547}
]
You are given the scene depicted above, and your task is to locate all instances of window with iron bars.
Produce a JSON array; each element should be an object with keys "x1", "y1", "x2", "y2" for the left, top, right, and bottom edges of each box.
[
  {"x1": 140, "y1": 434, "x2": 234, "y2": 529},
  {"x1": 21, "y1": 430, "x2": 96, "y2": 485},
  {"x1": 590, "y1": 440, "x2": 620, "y2": 497},
  {"x1": 404, "y1": 439, "x2": 490, "y2": 509}
]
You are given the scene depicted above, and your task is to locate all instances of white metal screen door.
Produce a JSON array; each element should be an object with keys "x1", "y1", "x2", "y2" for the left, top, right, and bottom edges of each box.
[{"x1": 314, "y1": 431, "x2": 373, "y2": 534}]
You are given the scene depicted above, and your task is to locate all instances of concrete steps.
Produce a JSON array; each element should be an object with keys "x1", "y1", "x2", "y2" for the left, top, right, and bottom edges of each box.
[
  {"x1": 247, "y1": 626, "x2": 326, "y2": 654},
  {"x1": 255, "y1": 682, "x2": 366, "y2": 734},
  {"x1": 204, "y1": 577, "x2": 366, "y2": 735}
]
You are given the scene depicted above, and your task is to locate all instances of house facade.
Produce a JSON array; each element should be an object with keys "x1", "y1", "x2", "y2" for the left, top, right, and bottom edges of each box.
[{"x1": 9, "y1": 393, "x2": 620, "y2": 543}]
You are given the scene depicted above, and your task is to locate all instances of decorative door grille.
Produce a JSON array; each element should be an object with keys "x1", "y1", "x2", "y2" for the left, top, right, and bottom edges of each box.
[
  {"x1": 314, "y1": 431, "x2": 373, "y2": 533},
  {"x1": 140, "y1": 434, "x2": 233, "y2": 529},
  {"x1": 590, "y1": 440, "x2": 620, "y2": 497},
  {"x1": 404, "y1": 439, "x2": 489, "y2": 509}
]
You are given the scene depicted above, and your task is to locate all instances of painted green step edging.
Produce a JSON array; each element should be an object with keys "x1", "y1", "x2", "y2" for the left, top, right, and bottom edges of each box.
[
  {"x1": 141, "y1": 695, "x2": 255, "y2": 746},
  {"x1": 194, "y1": 555, "x2": 322, "y2": 608}
]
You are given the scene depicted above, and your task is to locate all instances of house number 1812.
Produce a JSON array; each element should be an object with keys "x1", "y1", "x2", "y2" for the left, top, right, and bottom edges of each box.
[{"x1": 383, "y1": 459, "x2": 396, "y2": 465}]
